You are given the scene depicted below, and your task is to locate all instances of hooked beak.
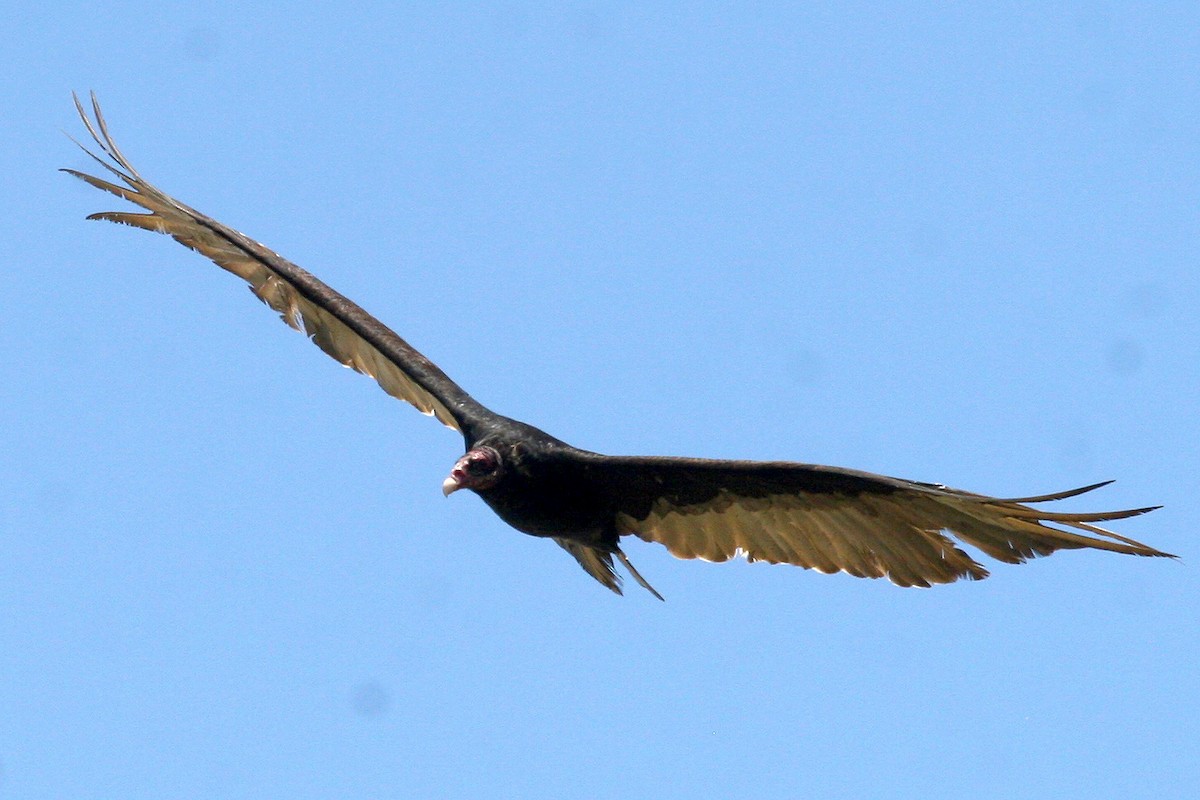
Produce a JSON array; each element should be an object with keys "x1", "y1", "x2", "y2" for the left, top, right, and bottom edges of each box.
[{"x1": 442, "y1": 473, "x2": 463, "y2": 497}]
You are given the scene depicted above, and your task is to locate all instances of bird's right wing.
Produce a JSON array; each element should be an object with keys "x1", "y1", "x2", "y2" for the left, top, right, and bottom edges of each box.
[{"x1": 63, "y1": 93, "x2": 490, "y2": 436}]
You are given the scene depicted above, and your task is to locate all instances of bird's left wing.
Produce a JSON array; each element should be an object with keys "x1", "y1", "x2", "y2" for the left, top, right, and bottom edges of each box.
[
  {"x1": 581, "y1": 454, "x2": 1169, "y2": 588},
  {"x1": 63, "y1": 93, "x2": 490, "y2": 435}
]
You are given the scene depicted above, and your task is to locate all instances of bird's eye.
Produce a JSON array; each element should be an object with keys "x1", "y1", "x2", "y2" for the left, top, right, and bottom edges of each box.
[{"x1": 467, "y1": 454, "x2": 494, "y2": 474}]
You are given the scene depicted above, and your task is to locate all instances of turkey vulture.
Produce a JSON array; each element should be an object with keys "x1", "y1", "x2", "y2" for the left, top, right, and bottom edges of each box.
[{"x1": 64, "y1": 93, "x2": 1171, "y2": 599}]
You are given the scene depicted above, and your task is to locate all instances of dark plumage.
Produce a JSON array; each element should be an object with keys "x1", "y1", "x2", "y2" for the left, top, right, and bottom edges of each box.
[{"x1": 64, "y1": 94, "x2": 1172, "y2": 599}]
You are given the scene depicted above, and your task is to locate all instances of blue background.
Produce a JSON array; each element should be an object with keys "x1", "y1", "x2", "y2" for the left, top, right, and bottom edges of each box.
[{"x1": 3, "y1": 3, "x2": 1196, "y2": 798}]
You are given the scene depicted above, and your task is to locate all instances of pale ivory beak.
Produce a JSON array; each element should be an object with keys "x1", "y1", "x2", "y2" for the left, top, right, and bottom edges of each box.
[{"x1": 442, "y1": 475, "x2": 462, "y2": 497}]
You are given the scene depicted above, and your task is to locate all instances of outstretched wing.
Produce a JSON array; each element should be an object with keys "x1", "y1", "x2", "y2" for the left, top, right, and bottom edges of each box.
[
  {"x1": 585, "y1": 455, "x2": 1169, "y2": 588},
  {"x1": 63, "y1": 92, "x2": 492, "y2": 437}
]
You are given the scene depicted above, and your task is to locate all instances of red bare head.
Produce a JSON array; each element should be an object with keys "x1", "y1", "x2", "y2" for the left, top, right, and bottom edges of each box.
[{"x1": 442, "y1": 446, "x2": 504, "y2": 496}]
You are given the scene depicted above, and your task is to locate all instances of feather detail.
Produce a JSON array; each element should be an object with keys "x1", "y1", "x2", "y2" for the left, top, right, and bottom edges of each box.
[{"x1": 554, "y1": 539, "x2": 624, "y2": 596}]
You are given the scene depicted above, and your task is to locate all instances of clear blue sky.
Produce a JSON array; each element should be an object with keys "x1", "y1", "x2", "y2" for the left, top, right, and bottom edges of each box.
[{"x1": 2, "y1": 3, "x2": 1196, "y2": 798}]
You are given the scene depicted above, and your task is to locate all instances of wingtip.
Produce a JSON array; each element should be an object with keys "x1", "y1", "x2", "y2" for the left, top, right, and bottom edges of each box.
[{"x1": 996, "y1": 479, "x2": 1117, "y2": 504}]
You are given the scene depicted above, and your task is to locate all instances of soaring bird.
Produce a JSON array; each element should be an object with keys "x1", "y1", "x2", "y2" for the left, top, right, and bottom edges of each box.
[{"x1": 64, "y1": 94, "x2": 1171, "y2": 599}]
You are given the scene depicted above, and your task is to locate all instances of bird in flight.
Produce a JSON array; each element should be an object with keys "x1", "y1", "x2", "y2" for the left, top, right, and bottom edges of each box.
[{"x1": 64, "y1": 93, "x2": 1172, "y2": 599}]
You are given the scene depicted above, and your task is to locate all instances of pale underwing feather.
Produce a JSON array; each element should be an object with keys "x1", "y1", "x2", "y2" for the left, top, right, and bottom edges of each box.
[{"x1": 615, "y1": 469, "x2": 1165, "y2": 587}]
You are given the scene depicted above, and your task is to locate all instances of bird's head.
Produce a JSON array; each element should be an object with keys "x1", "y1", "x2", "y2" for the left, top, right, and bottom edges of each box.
[{"x1": 442, "y1": 446, "x2": 504, "y2": 496}]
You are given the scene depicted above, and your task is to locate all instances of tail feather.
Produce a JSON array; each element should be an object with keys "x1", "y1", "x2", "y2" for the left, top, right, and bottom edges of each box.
[{"x1": 553, "y1": 538, "x2": 664, "y2": 600}]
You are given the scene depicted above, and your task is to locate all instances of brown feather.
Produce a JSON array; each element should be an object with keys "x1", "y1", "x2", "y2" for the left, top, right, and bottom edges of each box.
[
  {"x1": 590, "y1": 454, "x2": 1171, "y2": 588},
  {"x1": 64, "y1": 93, "x2": 489, "y2": 435}
]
